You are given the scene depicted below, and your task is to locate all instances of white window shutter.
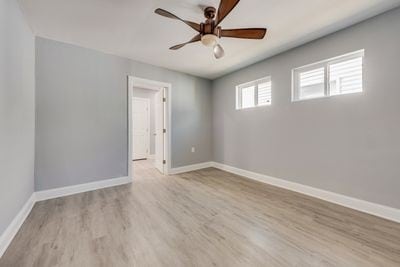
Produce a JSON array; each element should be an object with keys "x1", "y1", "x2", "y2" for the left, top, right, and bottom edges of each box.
[
  {"x1": 257, "y1": 81, "x2": 272, "y2": 106},
  {"x1": 298, "y1": 67, "x2": 325, "y2": 100},
  {"x1": 329, "y1": 57, "x2": 363, "y2": 95}
]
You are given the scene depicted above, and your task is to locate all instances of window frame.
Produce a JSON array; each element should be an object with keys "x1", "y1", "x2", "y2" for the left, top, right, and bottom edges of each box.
[
  {"x1": 236, "y1": 76, "x2": 272, "y2": 110},
  {"x1": 291, "y1": 50, "x2": 364, "y2": 102}
]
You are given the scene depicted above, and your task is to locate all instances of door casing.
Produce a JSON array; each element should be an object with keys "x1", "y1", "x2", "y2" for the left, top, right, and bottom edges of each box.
[{"x1": 128, "y1": 76, "x2": 171, "y2": 179}]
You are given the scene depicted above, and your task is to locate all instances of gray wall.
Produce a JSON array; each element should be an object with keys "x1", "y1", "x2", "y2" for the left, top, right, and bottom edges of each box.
[
  {"x1": 35, "y1": 37, "x2": 212, "y2": 190},
  {"x1": 212, "y1": 8, "x2": 400, "y2": 209},
  {"x1": 132, "y1": 87, "x2": 156, "y2": 155},
  {"x1": 0, "y1": 0, "x2": 35, "y2": 235}
]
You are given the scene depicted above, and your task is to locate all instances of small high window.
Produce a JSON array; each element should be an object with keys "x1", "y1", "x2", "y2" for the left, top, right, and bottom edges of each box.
[
  {"x1": 236, "y1": 77, "x2": 272, "y2": 109},
  {"x1": 292, "y1": 50, "x2": 364, "y2": 101}
]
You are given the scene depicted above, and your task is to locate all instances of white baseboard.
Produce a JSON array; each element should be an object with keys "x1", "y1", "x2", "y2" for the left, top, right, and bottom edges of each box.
[
  {"x1": 1, "y1": 164, "x2": 399, "y2": 259},
  {"x1": 212, "y1": 162, "x2": 400, "y2": 223},
  {"x1": 0, "y1": 176, "x2": 132, "y2": 258},
  {"x1": 36, "y1": 176, "x2": 132, "y2": 201},
  {"x1": 169, "y1": 162, "x2": 214, "y2": 175},
  {"x1": 147, "y1": 154, "x2": 155, "y2": 160},
  {"x1": 140, "y1": 160, "x2": 400, "y2": 223},
  {"x1": 0, "y1": 193, "x2": 36, "y2": 258}
]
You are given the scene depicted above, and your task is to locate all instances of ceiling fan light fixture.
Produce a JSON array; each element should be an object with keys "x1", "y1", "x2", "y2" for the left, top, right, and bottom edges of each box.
[
  {"x1": 201, "y1": 34, "x2": 218, "y2": 47},
  {"x1": 213, "y1": 44, "x2": 225, "y2": 59}
]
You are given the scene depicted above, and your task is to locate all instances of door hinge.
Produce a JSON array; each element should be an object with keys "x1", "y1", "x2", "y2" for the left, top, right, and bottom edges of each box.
[
  {"x1": 163, "y1": 97, "x2": 166, "y2": 102},
  {"x1": 163, "y1": 160, "x2": 166, "y2": 164},
  {"x1": 163, "y1": 129, "x2": 166, "y2": 133}
]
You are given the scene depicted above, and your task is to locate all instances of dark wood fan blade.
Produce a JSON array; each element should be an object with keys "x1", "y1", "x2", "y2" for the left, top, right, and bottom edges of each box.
[
  {"x1": 155, "y1": 8, "x2": 201, "y2": 32},
  {"x1": 216, "y1": 0, "x2": 240, "y2": 26},
  {"x1": 220, "y1": 28, "x2": 267, "y2": 39},
  {"x1": 170, "y1": 34, "x2": 201, "y2": 50}
]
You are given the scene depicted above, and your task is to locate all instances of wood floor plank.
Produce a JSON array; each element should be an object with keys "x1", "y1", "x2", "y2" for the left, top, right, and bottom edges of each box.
[{"x1": 1, "y1": 160, "x2": 399, "y2": 266}]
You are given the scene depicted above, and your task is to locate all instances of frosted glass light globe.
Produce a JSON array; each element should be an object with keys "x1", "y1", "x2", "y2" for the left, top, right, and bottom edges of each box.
[
  {"x1": 201, "y1": 34, "x2": 218, "y2": 47},
  {"x1": 213, "y1": 44, "x2": 225, "y2": 59}
]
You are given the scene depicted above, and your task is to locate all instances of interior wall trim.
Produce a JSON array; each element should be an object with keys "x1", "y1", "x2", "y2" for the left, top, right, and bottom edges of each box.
[
  {"x1": 169, "y1": 162, "x2": 214, "y2": 175},
  {"x1": 2, "y1": 162, "x2": 399, "y2": 259},
  {"x1": 0, "y1": 176, "x2": 132, "y2": 258},
  {"x1": 0, "y1": 194, "x2": 36, "y2": 258},
  {"x1": 165, "y1": 160, "x2": 400, "y2": 223},
  {"x1": 212, "y1": 162, "x2": 400, "y2": 223},
  {"x1": 35, "y1": 176, "x2": 132, "y2": 202}
]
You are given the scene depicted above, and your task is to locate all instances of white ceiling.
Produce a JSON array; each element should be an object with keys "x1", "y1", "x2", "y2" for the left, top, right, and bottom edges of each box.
[{"x1": 18, "y1": 0, "x2": 400, "y2": 79}]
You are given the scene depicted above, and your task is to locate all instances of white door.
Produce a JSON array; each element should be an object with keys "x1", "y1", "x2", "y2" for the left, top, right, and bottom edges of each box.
[
  {"x1": 155, "y1": 89, "x2": 164, "y2": 173},
  {"x1": 132, "y1": 97, "x2": 150, "y2": 160}
]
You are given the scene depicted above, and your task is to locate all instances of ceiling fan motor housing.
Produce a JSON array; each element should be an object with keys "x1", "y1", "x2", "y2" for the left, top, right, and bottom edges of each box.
[
  {"x1": 200, "y1": 7, "x2": 222, "y2": 39},
  {"x1": 204, "y1": 6, "x2": 216, "y2": 20},
  {"x1": 200, "y1": 21, "x2": 217, "y2": 35}
]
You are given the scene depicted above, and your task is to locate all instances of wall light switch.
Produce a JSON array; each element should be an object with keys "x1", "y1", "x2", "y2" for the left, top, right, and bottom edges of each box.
[{"x1": 191, "y1": 147, "x2": 195, "y2": 153}]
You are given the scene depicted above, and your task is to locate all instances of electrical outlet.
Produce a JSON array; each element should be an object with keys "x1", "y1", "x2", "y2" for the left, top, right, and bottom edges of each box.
[{"x1": 191, "y1": 147, "x2": 195, "y2": 153}]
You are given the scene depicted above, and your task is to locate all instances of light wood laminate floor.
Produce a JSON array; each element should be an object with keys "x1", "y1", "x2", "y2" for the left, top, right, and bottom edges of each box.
[{"x1": 1, "y1": 160, "x2": 400, "y2": 266}]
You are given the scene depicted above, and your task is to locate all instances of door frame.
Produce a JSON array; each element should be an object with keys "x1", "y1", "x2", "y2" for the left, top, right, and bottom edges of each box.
[
  {"x1": 131, "y1": 97, "x2": 151, "y2": 160},
  {"x1": 128, "y1": 76, "x2": 171, "y2": 179}
]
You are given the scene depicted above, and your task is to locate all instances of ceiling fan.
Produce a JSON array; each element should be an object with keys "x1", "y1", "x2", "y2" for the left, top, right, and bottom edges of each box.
[{"x1": 155, "y1": 0, "x2": 267, "y2": 59}]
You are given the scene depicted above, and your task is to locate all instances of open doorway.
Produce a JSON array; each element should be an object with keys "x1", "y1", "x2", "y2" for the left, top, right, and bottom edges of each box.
[{"x1": 128, "y1": 76, "x2": 171, "y2": 178}]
